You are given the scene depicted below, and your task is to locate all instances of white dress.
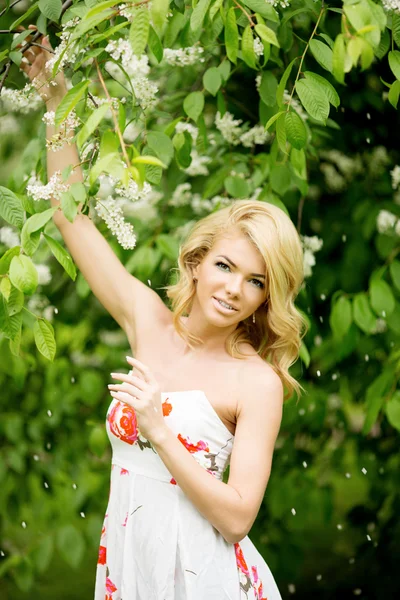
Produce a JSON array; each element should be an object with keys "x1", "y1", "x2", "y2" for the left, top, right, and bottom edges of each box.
[{"x1": 95, "y1": 380, "x2": 283, "y2": 600}]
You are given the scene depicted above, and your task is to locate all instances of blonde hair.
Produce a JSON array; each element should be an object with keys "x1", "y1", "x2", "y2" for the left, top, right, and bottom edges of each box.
[{"x1": 161, "y1": 200, "x2": 308, "y2": 401}]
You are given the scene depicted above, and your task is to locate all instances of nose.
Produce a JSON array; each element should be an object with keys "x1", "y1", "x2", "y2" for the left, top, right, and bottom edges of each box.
[{"x1": 225, "y1": 274, "x2": 242, "y2": 297}]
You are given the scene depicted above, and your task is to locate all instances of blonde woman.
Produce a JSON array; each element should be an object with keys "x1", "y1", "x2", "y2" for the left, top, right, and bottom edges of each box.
[{"x1": 20, "y1": 32, "x2": 307, "y2": 600}]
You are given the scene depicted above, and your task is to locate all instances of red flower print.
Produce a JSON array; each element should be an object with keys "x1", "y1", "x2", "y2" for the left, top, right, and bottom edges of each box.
[
  {"x1": 234, "y1": 542, "x2": 250, "y2": 576},
  {"x1": 98, "y1": 545, "x2": 106, "y2": 565},
  {"x1": 120, "y1": 467, "x2": 129, "y2": 475},
  {"x1": 170, "y1": 477, "x2": 177, "y2": 485},
  {"x1": 177, "y1": 434, "x2": 210, "y2": 454},
  {"x1": 106, "y1": 576, "x2": 117, "y2": 594},
  {"x1": 162, "y1": 399, "x2": 173, "y2": 416},
  {"x1": 252, "y1": 565, "x2": 259, "y2": 583},
  {"x1": 257, "y1": 580, "x2": 268, "y2": 600},
  {"x1": 122, "y1": 512, "x2": 128, "y2": 527},
  {"x1": 108, "y1": 400, "x2": 138, "y2": 445}
]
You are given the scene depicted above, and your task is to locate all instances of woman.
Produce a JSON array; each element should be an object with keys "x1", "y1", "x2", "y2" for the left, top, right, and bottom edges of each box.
[{"x1": 20, "y1": 32, "x2": 306, "y2": 600}]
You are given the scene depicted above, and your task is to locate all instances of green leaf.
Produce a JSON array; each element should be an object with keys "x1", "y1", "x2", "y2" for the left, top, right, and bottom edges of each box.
[
  {"x1": 241, "y1": 25, "x2": 257, "y2": 69},
  {"x1": 38, "y1": 0, "x2": 62, "y2": 21},
  {"x1": 89, "y1": 425, "x2": 108, "y2": 457},
  {"x1": 11, "y1": 30, "x2": 31, "y2": 51},
  {"x1": 353, "y1": 292, "x2": 376, "y2": 333},
  {"x1": 225, "y1": 7, "x2": 238, "y2": 64},
  {"x1": 393, "y1": 14, "x2": 400, "y2": 48},
  {"x1": 265, "y1": 110, "x2": 285, "y2": 131},
  {"x1": 241, "y1": 0, "x2": 279, "y2": 21},
  {"x1": 148, "y1": 24, "x2": 163, "y2": 62},
  {"x1": 69, "y1": 182, "x2": 87, "y2": 205},
  {"x1": 303, "y1": 71, "x2": 340, "y2": 108},
  {"x1": 388, "y1": 80, "x2": 400, "y2": 109},
  {"x1": 369, "y1": 278, "x2": 395, "y2": 316},
  {"x1": 299, "y1": 341, "x2": 310, "y2": 367},
  {"x1": 61, "y1": 191, "x2": 78, "y2": 223},
  {"x1": 0, "y1": 292, "x2": 22, "y2": 341},
  {"x1": 0, "y1": 247, "x2": 21, "y2": 275},
  {"x1": 203, "y1": 67, "x2": 222, "y2": 96},
  {"x1": 284, "y1": 111, "x2": 307, "y2": 150},
  {"x1": 385, "y1": 390, "x2": 400, "y2": 432},
  {"x1": 34, "y1": 318, "x2": 56, "y2": 361},
  {"x1": 389, "y1": 260, "x2": 400, "y2": 292},
  {"x1": 132, "y1": 155, "x2": 167, "y2": 169},
  {"x1": 10, "y1": 2, "x2": 39, "y2": 30},
  {"x1": 183, "y1": 91, "x2": 205, "y2": 122},
  {"x1": 295, "y1": 78, "x2": 330, "y2": 124},
  {"x1": 43, "y1": 234, "x2": 77, "y2": 280},
  {"x1": 55, "y1": 81, "x2": 89, "y2": 128},
  {"x1": 84, "y1": 0, "x2": 118, "y2": 18},
  {"x1": 89, "y1": 152, "x2": 120, "y2": 186},
  {"x1": 276, "y1": 57, "x2": 297, "y2": 108},
  {"x1": 210, "y1": 0, "x2": 223, "y2": 21},
  {"x1": 362, "y1": 368, "x2": 395, "y2": 435},
  {"x1": 275, "y1": 113, "x2": 287, "y2": 154},
  {"x1": 151, "y1": 0, "x2": 170, "y2": 33},
  {"x1": 130, "y1": 7, "x2": 149, "y2": 56},
  {"x1": 190, "y1": 0, "x2": 211, "y2": 31},
  {"x1": 290, "y1": 147, "x2": 306, "y2": 180},
  {"x1": 70, "y1": 9, "x2": 114, "y2": 40},
  {"x1": 254, "y1": 24, "x2": 279, "y2": 48},
  {"x1": 258, "y1": 71, "x2": 278, "y2": 106},
  {"x1": 309, "y1": 39, "x2": 333, "y2": 72},
  {"x1": 155, "y1": 234, "x2": 180, "y2": 261},
  {"x1": 147, "y1": 131, "x2": 174, "y2": 166},
  {"x1": 224, "y1": 175, "x2": 250, "y2": 198},
  {"x1": 0, "y1": 187, "x2": 24, "y2": 229},
  {"x1": 9, "y1": 255, "x2": 38, "y2": 295},
  {"x1": 76, "y1": 103, "x2": 110, "y2": 150},
  {"x1": 389, "y1": 50, "x2": 400, "y2": 81},
  {"x1": 332, "y1": 33, "x2": 346, "y2": 84},
  {"x1": 33, "y1": 536, "x2": 54, "y2": 575},
  {"x1": 330, "y1": 296, "x2": 352, "y2": 340},
  {"x1": 21, "y1": 207, "x2": 57, "y2": 244}
]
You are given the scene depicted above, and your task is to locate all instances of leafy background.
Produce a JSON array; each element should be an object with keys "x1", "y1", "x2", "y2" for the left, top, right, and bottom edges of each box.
[{"x1": 0, "y1": 0, "x2": 400, "y2": 598}]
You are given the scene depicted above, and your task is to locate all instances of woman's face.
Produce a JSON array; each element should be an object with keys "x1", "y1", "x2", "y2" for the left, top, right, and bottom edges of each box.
[{"x1": 192, "y1": 231, "x2": 267, "y2": 324}]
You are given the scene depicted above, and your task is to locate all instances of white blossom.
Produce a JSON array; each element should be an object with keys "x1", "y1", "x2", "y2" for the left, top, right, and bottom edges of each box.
[
  {"x1": 105, "y1": 41, "x2": 150, "y2": 78},
  {"x1": 303, "y1": 249, "x2": 316, "y2": 278},
  {"x1": 175, "y1": 122, "x2": 198, "y2": 142},
  {"x1": 302, "y1": 235, "x2": 323, "y2": 253},
  {"x1": 184, "y1": 149, "x2": 212, "y2": 176},
  {"x1": 376, "y1": 210, "x2": 397, "y2": 234},
  {"x1": 0, "y1": 226, "x2": 20, "y2": 248},
  {"x1": 163, "y1": 46, "x2": 205, "y2": 66},
  {"x1": 266, "y1": 0, "x2": 291, "y2": 7},
  {"x1": 320, "y1": 163, "x2": 346, "y2": 192},
  {"x1": 115, "y1": 179, "x2": 154, "y2": 203},
  {"x1": 43, "y1": 110, "x2": 80, "y2": 151},
  {"x1": 34, "y1": 264, "x2": 52, "y2": 285},
  {"x1": 215, "y1": 111, "x2": 243, "y2": 145},
  {"x1": 253, "y1": 38, "x2": 264, "y2": 58},
  {"x1": 381, "y1": 0, "x2": 400, "y2": 14},
  {"x1": 132, "y1": 77, "x2": 159, "y2": 110},
  {"x1": 301, "y1": 235, "x2": 323, "y2": 278},
  {"x1": 255, "y1": 74, "x2": 262, "y2": 91},
  {"x1": 372, "y1": 318, "x2": 387, "y2": 333},
  {"x1": 239, "y1": 124, "x2": 270, "y2": 148},
  {"x1": 169, "y1": 183, "x2": 194, "y2": 207},
  {"x1": 390, "y1": 165, "x2": 400, "y2": 190},
  {"x1": 0, "y1": 114, "x2": 19, "y2": 134},
  {"x1": 123, "y1": 121, "x2": 142, "y2": 143},
  {"x1": 27, "y1": 170, "x2": 69, "y2": 202},
  {"x1": 320, "y1": 150, "x2": 363, "y2": 179},
  {"x1": 0, "y1": 83, "x2": 42, "y2": 114},
  {"x1": 45, "y1": 18, "x2": 80, "y2": 74},
  {"x1": 95, "y1": 197, "x2": 137, "y2": 249},
  {"x1": 395, "y1": 219, "x2": 400, "y2": 236}
]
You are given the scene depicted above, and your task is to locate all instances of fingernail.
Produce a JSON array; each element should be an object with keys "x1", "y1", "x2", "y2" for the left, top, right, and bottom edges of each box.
[{"x1": 126, "y1": 356, "x2": 134, "y2": 361}]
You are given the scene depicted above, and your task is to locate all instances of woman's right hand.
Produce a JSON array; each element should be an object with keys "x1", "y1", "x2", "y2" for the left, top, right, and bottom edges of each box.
[{"x1": 19, "y1": 26, "x2": 67, "y2": 105}]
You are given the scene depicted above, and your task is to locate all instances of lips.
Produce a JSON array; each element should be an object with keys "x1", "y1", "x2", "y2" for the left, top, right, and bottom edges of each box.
[{"x1": 213, "y1": 297, "x2": 238, "y2": 311}]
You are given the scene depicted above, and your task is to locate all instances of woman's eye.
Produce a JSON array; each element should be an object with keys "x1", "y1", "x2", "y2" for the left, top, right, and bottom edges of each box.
[{"x1": 216, "y1": 262, "x2": 264, "y2": 289}]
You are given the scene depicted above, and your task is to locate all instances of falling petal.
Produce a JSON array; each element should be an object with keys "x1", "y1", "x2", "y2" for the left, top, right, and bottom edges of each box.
[
  {"x1": 80, "y1": 512, "x2": 85, "y2": 518},
  {"x1": 47, "y1": 410, "x2": 52, "y2": 417},
  {"x1": 33, "y1": 454, "x2": 39, "y2": 461},
  {"x1": 291, "y1": 508, "x2": 296, "y2": 516},
  {"x1": 21, "y1": 521, "x2": 27, "y2": 528},
  {"x1": 362, "y1": 467, "x2": 367, "y2": 475}
]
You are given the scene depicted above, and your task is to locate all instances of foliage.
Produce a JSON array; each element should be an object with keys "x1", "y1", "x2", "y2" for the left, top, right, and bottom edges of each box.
[{"x1": 0, "y1": 0, "x2": 400, "y2": 596}]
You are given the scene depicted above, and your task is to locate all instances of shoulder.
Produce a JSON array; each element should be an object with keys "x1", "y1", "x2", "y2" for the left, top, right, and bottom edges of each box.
[{"x1": 236, "y1": 353, "x2": 283, "y2": 419}]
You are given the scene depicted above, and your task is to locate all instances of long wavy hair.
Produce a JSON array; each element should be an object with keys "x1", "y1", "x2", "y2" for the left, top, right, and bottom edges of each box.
[{"x1": 161, "y1": 200, "x2": 308, "y2": 400}]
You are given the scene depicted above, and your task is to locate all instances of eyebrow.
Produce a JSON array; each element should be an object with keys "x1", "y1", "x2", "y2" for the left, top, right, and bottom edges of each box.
[{"x1": 216, "y1": 255, "x2": 266, "y2": 279}]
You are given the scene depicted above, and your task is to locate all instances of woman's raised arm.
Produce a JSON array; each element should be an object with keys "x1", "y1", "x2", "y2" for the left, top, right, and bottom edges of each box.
[{"x1": 19, "y1": 31, "x2": 168, "y2": 343}]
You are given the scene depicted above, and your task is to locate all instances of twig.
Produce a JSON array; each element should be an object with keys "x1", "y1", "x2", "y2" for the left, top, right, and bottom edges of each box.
[
  {"x1": 30, "y1": 42, "x2": 55, "y2": 53},
  {"x1": 286, "y1": 1, "x2": 325, "y2": 110},
  {"x1": 0, "y1": 0, "x2": 26, "y2": 19},
  {"x1": 232, "y1": 0, "x2": 255, "y2": 27},
  {"x1": 0, "y1": 60, "x2": 12, "y2": 94},
  {"x1": 88, "y1": 91, "x2": 99, "y2": 108},
  {"x1": 0, "y1": 30, "x2": 21, "y2": 34},
  {"x1": 95, "y1": 59, "x2": 130, "y2": 169},
  {"x1": 297, "y1": 196, "x2": 305, "y2": 233}
]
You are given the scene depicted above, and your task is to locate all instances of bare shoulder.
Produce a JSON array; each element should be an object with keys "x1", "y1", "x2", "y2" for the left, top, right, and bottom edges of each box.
[{"x1": 236, "y1": 352, "x2": 284, "y2": 418}]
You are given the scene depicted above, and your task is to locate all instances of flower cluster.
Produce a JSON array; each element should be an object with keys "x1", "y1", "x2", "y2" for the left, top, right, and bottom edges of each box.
[
  {"x1": 115, "y1": 179, "x2": 154, "y2": 203},
  {"x1": 381, "y1": 0, "x2": 400, "y2": 14},
  {"x1": 34, "y1": 264, "x2": 52, "y2": 285},
  {"x1": 42, "y1": 110, "x2": 80, "y2": 151},
  {"x1": 45, "y1": 18, "x2": 80, "y2": 74},
  {"x1": 95, "y1": 198, "x2": 137, "y2": 249},
  {"x1": 0, "y1": 83, "x2": 42, "y2": 114},
  {"x1": 175, "y1": 122, "x2": 198, "y2": 142},
  {"x1": 253, "y1": 38, "x2": 264, "y2": 58},
  {"x1": 169, "y1": 182, "x2": 262, "y2": 216},
  {"x1": 215, "y1": 111, "x2": 270, "y2": 148},
  {"x1": 0, "y1": 226, "x2": 20, "y2": 248},
  {"x1": 0, "y1": 114, "x2": 19, "y2": 135},
  {"x1": 266, "y1": 0, "x2": 291, "y2": 7},
  {"x1": 26, "y1": 171, "x2": 69, "y2": 202},
  {"x1": 105, "y1": 41, "x2": 158, "y2": 110},
  {"x1": 390, "y1": 165, "x2": 400, "y2": 189},
  {"x1": 376, "y1": 210, "x2": 400, "y2": 236},
  {"x1": 301, "y1": 235, "x2": 323, "y2": 278},
  {"x1": 163, "y1": 46, "x2": 205, "y2": 66},
  {"x1": 174, "y1": 122, "x2": 212, "y2": 176}
]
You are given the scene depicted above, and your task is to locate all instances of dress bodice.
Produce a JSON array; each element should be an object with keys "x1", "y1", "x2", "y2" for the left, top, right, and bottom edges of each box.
[{"x1": 106, "y1": 390, "x2": 235, "y2": 483}]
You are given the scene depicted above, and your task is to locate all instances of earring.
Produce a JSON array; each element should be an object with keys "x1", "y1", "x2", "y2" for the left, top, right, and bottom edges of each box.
[
  {"x1": 193, "y1": 277, "x2": 197, "y2": 283},
  {"x1": 252, "y1": 313, "x2": 255, "y2": 324}
]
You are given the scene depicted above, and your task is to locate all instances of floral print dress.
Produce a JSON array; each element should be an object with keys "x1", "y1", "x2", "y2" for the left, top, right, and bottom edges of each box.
[{"x1": 95, "y1": 378, "x2": 282, "y2": 600}]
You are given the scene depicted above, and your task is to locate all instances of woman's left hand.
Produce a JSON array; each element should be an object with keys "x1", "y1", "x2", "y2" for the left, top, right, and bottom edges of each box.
[{"x1": 108, "y1": 357, "x2": 167, "y2": 443}]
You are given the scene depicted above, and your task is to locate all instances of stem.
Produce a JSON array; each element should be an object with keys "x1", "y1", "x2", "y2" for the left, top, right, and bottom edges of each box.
[
  {"x1": 297, "y1": 196, "x2": 305, "y2": 233},
  {"x1": 286, "y1": 1, "x2": 325, "y2": 111},
  {"x1": 0, "y1": 0, "x2": 26, "y2": 19},
  {"x1": 232, "y1": 0, "x2": 254, "y2": 27},
  {"x1": 0, "y1": 61, "x2": 12, "y2": 94},
  {"x1": 30, "y1": 42, "x2": 55, "y2": 54},
  {"x1": 0, "y1": 30, "x2": 21, "y2": 34},
  {"x1": 95, "y1": 59, "x2": 130, "y2": 169}
]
